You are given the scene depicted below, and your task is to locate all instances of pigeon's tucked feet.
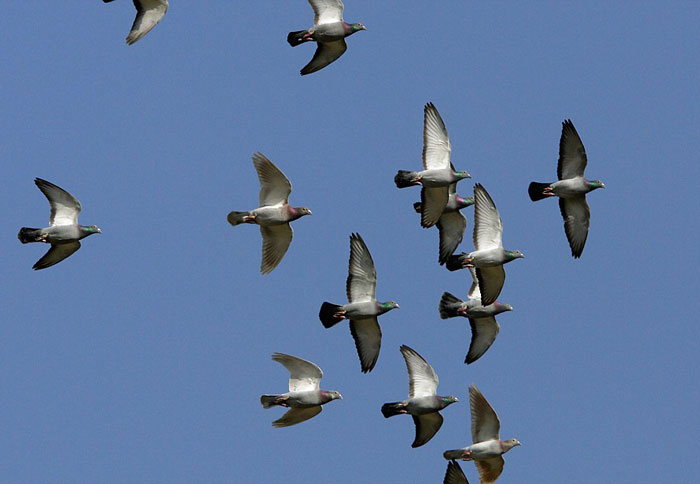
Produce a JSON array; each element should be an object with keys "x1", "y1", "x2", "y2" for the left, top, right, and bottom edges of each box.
[
  {"x1": 457, "y1": 306, "x2": 468, "y2": 316},
  {"x1": 333, "y1": 310, "x2": 346, "y2": 320},
  {"x1": 462, "y1": 257, "x2": 474, "y2": 268},
  {"x1": 39, "y1": 233, "x2": 49, "y2": 242},
  {"x1": 278, "y1": 396, "x2": 290, "y2": 407},
  {"x1": 543, "y1": 186, "x2": 555, "y2": 196},
  {"x1": 242, "y1": 214, "x2": 257, "y2": 223},
  {"x1": 461, "y1": 450, "x2": 473, "y2": 461}
]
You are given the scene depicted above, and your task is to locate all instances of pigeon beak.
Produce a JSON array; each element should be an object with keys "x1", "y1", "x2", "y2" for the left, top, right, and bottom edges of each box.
[
  {"x1": 96, "y1": 228, "x2": 102, "y2": 234},
  {"x1": 601, "y1": 183, "x2": 606, "y2": 188},
  {"x1": 338, "y1": 393, "x2": 343, "y2": 400}
]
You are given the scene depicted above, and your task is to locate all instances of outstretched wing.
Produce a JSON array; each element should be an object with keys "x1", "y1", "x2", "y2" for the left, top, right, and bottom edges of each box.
[
  {"x1": 300, "y1": 40, "x2": 347, "y2": 75},
  {"x1": 309, "y1": 0, "x2": 344, "y2": 26},
  {"x1": 472, "y1": 184, "x2": 502, "y2": 251},
  {"x1": 34, "y1": 178, "x2": 81, "y2": 227},
  {"x1": 400, "y1": 345, "x2": 439, "y2": 398},
  {"x1": 33, "y1": 242, "x2": 81, "y2": 270},
  {"x1": 557, "y1": 119, "x2": 587, "y2": 180},
  {"x1": 346, "y1": 233, "x2": 376, "y2": 303},
  {"x1": 253, "y1": 152, "x2": 292, "y2": 207},
  {"x1": 271, "y1": 353, "x2": 323, "y2": 392},
  {"x1": 422, "y1": 102, "x2": 451, "y2": 170}
]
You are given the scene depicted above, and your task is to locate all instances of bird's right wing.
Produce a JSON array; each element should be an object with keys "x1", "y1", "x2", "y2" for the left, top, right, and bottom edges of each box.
[
  {"x1": 33, "y1": 242, "x2": 81, "y2": 270},
  {"x1": 271, "y1": 353, "x2": 323, "y2": 392}
]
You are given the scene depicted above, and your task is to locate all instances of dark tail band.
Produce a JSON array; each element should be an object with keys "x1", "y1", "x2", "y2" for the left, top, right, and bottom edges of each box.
[
  {"x1": 394, "y1": 170, "x2": 418, "y2": 188},
  {"x1": 287, "y1": 30, "x2": 309, "y2": 47},
  {"x1": 528, "y1": 182, "x2": 553, "y2": 201},
  {"x1": 17, "y1": 227, "x2": 42, "y2": 244},
  {"x1": 381, "y1": 402, "x2": 404, "y2": 418},
  {"x1": 319, "y1": 302, "x2": 344, "y2": 328}
]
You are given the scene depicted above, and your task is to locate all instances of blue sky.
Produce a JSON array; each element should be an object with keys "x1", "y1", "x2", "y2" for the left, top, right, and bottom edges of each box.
[{"x1": 2, "y1": 2, "x2": 699, "y2": 483}]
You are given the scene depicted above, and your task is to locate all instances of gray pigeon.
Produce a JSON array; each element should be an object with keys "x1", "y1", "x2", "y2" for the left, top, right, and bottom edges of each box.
[
  {"x1": 319, "y1": 233, "x2": 399, "y2": 373},
  {"x1": 288, "y1": 0, "x2": 366, "y2": 75},
  {"x1": 260, "y1": 353, "x2": 342, "y2": 428},
  {"x1": 528, "y1": 119, "x2": 605, "y2": 258},
  {"x1": 443, "y1": 385, "x2": 520, "y2": 484},
  {"x1": 103, "y1": 0, "x2": 168, "y2": 45},
  {"x1": 444, "y1": 460, "x2": 470, "y2": 484},
  {"x1": 414, "y1": 188, "x2": 474, "y2": 264},
  {"x1": 18, "y1": 178, "x2": 101, "y2": 270},
  {"x1": 381, "y1": 345, "x2": 458, "y2": 448},
  {"x1": 439, "y1": 268, "x2": 513, "y2": 364},
  {"x1": 227, "y1": 153, "x2": 312, "y2": 274},
  {"x1": 395, "y1": 103, "x2": 471, "y2": 228},
  {"x1": 449, "y1": 184, "x2": 523, "y2": 306}
]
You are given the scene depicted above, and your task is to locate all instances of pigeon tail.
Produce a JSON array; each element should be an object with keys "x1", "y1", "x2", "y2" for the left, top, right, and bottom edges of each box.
[
  {"x1": 260, "y1": 394, "x2": 281, "y2": 408},
  {"x1": 412, "y1": 202, "x2": 422, "y2": 213},
  {"x1": 443, "y1": 449, "x2": 465, "y2": 461},
  {"x1": 287, "y1": 30, "x2": 310, "y2": 47},
  {"x1": 394, "y1": 170, "x2": 418, "y2": 188},
  {"x1": 17, "y1": 227, "x2": 43, "y2": 244},
  {"x1": 319, "y1": 302, "x2": 344, "y2": 328},
  {"x1": 381, "y1": 402, "x2": 405, "y2": 418},
  {"x1": 445, "y1": 253, "x2": 468, "y2": 272},
  {"x1": 528, "y1": 181, "x2": 553, "y2": 201},
  {"x1": 439, "y1": 292, "x2": 463, "y2": 319},
  {"x1": 226, "y1": 211, "x2": 249, "y2": 226}
]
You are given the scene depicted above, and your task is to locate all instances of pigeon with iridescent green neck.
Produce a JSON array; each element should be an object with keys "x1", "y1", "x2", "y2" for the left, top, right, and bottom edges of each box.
[
  {"x1": 102, "y1": 0, "x2": 168, "y2": 45},
  {"x1": 260, "y1": 353, "x2": 342, "y2": 428},
  {"x1": 227, "y1": 153, "x2": 312, "y2": 275},
  {"x1": 395, "y1": 103, "x2": 471, "y2": 228},
  {"x1": 414, "y1": 185, "x2": 474, "y2": 264},
  {"x1": 443, "y1": 385, "x2": 520, "y2": 484},
  {"x1": 18, "y1": 178, "x2": 101, "y2": 270},
  {"x1": 528, "y1": 119, "x2": 605, "y2": 258},
  {"x1": 451, "y1": 184, "x2": 523, "y2": 306},
  {"x1": 381, "y1": 345, "x2": 458, "y2": 448},
  {"x1": 319, "y1": 233, "x2": 399, "y2": 373},
  {"x1": 287, "y1": 0, "x2": 366, "y2": 75},
  {"x1": 439, "y1": 268, "x2": 513, "y2": 364}
]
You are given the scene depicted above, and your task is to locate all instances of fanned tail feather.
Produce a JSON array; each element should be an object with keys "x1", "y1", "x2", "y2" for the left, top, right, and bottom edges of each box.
[
  {"x1": 319, "y1": 302, "x2": 344, "y2": 328},
  {"x1": 394, "y1": 170, "x2": 418, "y2": 188},
  {"x1": 17, "y1": 228, "x2": 42, "y2": 244},
  {"x1": 287, "y1": 30, "x2": 309, "y2": 47},
  {"x1": 445, "y1": 253, "x2": 468, "y2": 272},
  {"x1": 528, "y1": 181, "x2": 553, "y2": 201},
  {"x1": 226, "y1": 211, "x2": 248, "y2": 226},
  {"x1": 260, "y1": 395, "x2": 280, "y2": 409},
  {"x1": 439, "y1": 292, "x2": 464, "y2": 319},
  {"x1": 381, "y1": 402, "x2": 404, "y2": 418}
]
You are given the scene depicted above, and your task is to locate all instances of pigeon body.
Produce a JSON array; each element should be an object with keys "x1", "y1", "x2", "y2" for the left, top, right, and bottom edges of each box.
[
  {"x1": 452, "y1": 184, "x2": 523, "y2": 306},
  {"x1": 395, "y1": 103, "x2": 471, "y2": 228},
  {"x1": 260, "y1": 353, "x2": 342, "y2": 428},
  {"x1": 443, "y1": 386, "x2": 520, "y2": 484},
  {"x1": 18, "y1": 178, "x2": 101, "y2": 270},
  {"x1": 103, "y1": 0, "x2": 168, "y2": 45},
  {"x1": 415, "y1": 191, "x2": 474, "y2": 264},
  {"x1": 381, "y1": 345, "x2": 458, "y2": 448},
  {"x1": 288, "y1": 0, "x2": 366, "y2": 75},
  {"x1": 439, "y1": 268, "x2": 513, "y2": 364},
  {"x1": 319, "y1": 233, "x2": 398, "y2": 373},
  {"x1": 528, "y1": 119, "x2": 605, "y2": 258},
  {"x1": 227, "y1": 153, "x2": 311, "y2": 274}
]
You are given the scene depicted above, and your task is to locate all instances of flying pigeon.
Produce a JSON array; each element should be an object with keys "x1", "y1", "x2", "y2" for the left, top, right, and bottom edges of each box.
[
  {"x1": 227, "y1": 153, "x2": 312, "y2": 274},
  {"x1": 395, "y1": 103, "x2": 471, "y2": 228},
  {"x1": 18, "y1": 178, "x2": 101, "y2": 270},
  {"x1": 439, "y1": 268, "x2": 513, "y2": 364},
  {"x1": 444, "y1": 460, "x2": 470, "y2": 484},
  {"x1": 447, "y1": 184, "x2": 523, "y2": 306},
  {"x1": 528, "y1": 119, "x2": 605, "y2": 258},
  {"x1": 381, "y1": 345, "x2": 458, "y2": 448},
  {"x1": 260, "y1": 353, "x2": 342, "y2": 428},
  {"x1": 102, "y1": 0, "x2": 168, "y2": 45},
  {"x1": 319, "y1": 233, "x2": 399, "y2": 373},
  {"x1": 287, "y1": 0, "x2": 366, "y2": 75},
  {"x1": 443, "y1": 385, "x2": 520, "y2": 484},
  {"x1": 414, "y1": 189, "x2": 474, "y2": 264}
]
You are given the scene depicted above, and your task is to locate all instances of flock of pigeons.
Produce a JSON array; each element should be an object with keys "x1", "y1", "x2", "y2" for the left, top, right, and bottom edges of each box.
[{"x1": 17, "y1": 1, "x2": 607, "y2": 483}]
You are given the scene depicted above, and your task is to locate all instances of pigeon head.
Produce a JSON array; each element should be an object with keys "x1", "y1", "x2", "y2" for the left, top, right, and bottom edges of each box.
[
  {"x1": 322, "y1": 390, "x2": 343, "y2": 402},
  {"x1": 378, "y1": 301, "x2": 399, "y2": 314},
  {"x1": 505, "y1": 250, "x2": 524, "y2": 261},
  {"x1": 503, "y1": 438, "x2": 521, "y2": 451},
  {"x1": 587, "y1": 180, "x2": 605, "y2": 191},
  {"x1": 81, "y1": 225, "x2": 102, "y2": 236},
  {"x1": 492, "y1": 302, "x2": 513, "y2": 314},
  {"x1": 441, "y1": 395, "x2": 459, "y2": 405},
  {"x1": 350, "y1": 23, "x2": 366, "y2": 33},
  {"x1": 290, "y1": 206, "x2": 312, "y2": 220},
  {"x1": 456, "y1": 196, "x2": 475, "y2": 209},
  {"x1": 454, "y1": 170, "x2": 471, "y2": 180}
]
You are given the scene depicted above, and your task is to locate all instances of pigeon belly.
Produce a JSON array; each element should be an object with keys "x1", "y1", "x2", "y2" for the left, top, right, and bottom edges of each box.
[
  {"x1": 405, "y1": 396, "x2": 441, "y2": 415},
  {"x1": 45, "y1": 225, "x2": 81, "y2": 243},
  {"x1": 465, "y1": 303, "x2": 500, "y2": 319},
  {"x1": 252, "y1": 205, "x2": 288, "y2": 226},
  {"x1": 283, "y1": 391, "x2": 325, "y2": 408},
  {"x1": 343, "y1": 301, "x2": 379, "y2": 319},
  {"x1": 312, "y1": 22, "x2": 347, "y2": 42},
  {"x1": 468, "y1": 248, "x2": 506, "y2": 267},
  {"x1": 551, "y1": 177, "x2": 588, "y2": 198},
  {"x1": 418, "y1": 169, "x2": 457, "y2": 187}
]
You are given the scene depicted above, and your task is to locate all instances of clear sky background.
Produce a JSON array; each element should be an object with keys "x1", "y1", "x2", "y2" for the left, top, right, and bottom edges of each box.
[{"x1": 2, "y1": 2, "x2": 699, "y2": 483}]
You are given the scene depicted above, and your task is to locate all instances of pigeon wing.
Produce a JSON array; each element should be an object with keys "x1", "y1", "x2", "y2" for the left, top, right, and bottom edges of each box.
[
  {"x1": 411, "y1": 412, "x2": 443, "y2": 448},
  {"x1": 349, "y1": 318, "x2": 381, "y2": 373},
  {"x1": 309, "y1": 0, "x2": 344, "y2": 25},
  {"x1": 420, "y1": 186, "x2": 449, "y2": 228},
  {"x1": 443, "y1": 460, "x2": 469, "y2": 484},
  {"x1": 259, "y1": 224, "x2": 293, "y2": 274},
  {"x1": 400, "y1": 345, "x2": 439, "y2": 398},
  {"x1": 472, "y1": 184, "x2": 502, "y2": 251},
  {"x1": 466, "y1": 317, "x2": 500, "y2": 364},
  {"x1": 33, "y1": 242, "x2": 81, "y2": 270},
  {"x1": 437, "y1": 211, "x2": 466, "y2": 264},
  {"x1": 557, "y1": 119, "x2": 587, "y2": 180},
  {"x1": 467, "y1": 267, "x2": 480, "y2": 301},
  {"x1": 300, "y1": 40, "x2": 347, "y2": 75},
  {"x1": 470, "y1": 385, "x2": 501, "y2": 443},
  {"x1": 272, "y1": 406, "x2": 322, "y2": 428},
  {"x1": 346, "y1": 233, "x2": 376, "y2": 303},
  {"x1": 559, "y1": 197, "x2": 590, "y2": 258},
  {"x1": 475, "y1": 266, "x2": 505, "y2": 306},
  {"x1": 271, "y1": 353, "x2": 323, "y2": 392},
  {"x1": 475, "y1": 457, "x2": 505, "y2": 484},
  {"x1": 126, "y1": 0, "x2": 168, "y2": 45},
  {"x1": 422, "y1": 102, "x2": 451, "y2": 170},
  {"x1": 252, "y1": 153, "x2": 292, "y2": 207},
  {"x1": 34, "y1": 178, "x2": 81, "y2": 227}
]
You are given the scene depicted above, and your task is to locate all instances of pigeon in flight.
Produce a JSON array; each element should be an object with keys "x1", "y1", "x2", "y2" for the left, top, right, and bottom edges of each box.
[
  {"x1": 18, "y1": 178, "x2": 101, "y2": 270},
  {"x1": 443, "y1": 385, "x2": 520, "y2": 484},
  {"x1": 395, "y1": 103, "x2": 471, "y2": 228},
  {"x1": 439, "y1": 268, "x2": 513, "y2": 364},
  {"x1": 443, "y1": 460, "x2": 470, "y2": 484},
  {"x1": 103, "y1": 0, "x2": 168, "y2": 45},
  {"x1": 319, "y1": 233, "x2": 399, "y2": 373},
  {"x1": 260, "y1": 353, "x2": 342, "y2": 428},
  {"x1": 288, "y1": 0, "x2": 366, "y2": 75},
  {"x1": 528, "y1": 119, "x2": 605, "y2": 258},
  {"x1": 447, "y1": 184, "x2": 523, "y2": 306},
  {"x1": 227, "y1": 153, "x2": 312, "y2": 274},
  {"x1": 381, "y1": 345, "x2": 458, "y2": 448}
]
